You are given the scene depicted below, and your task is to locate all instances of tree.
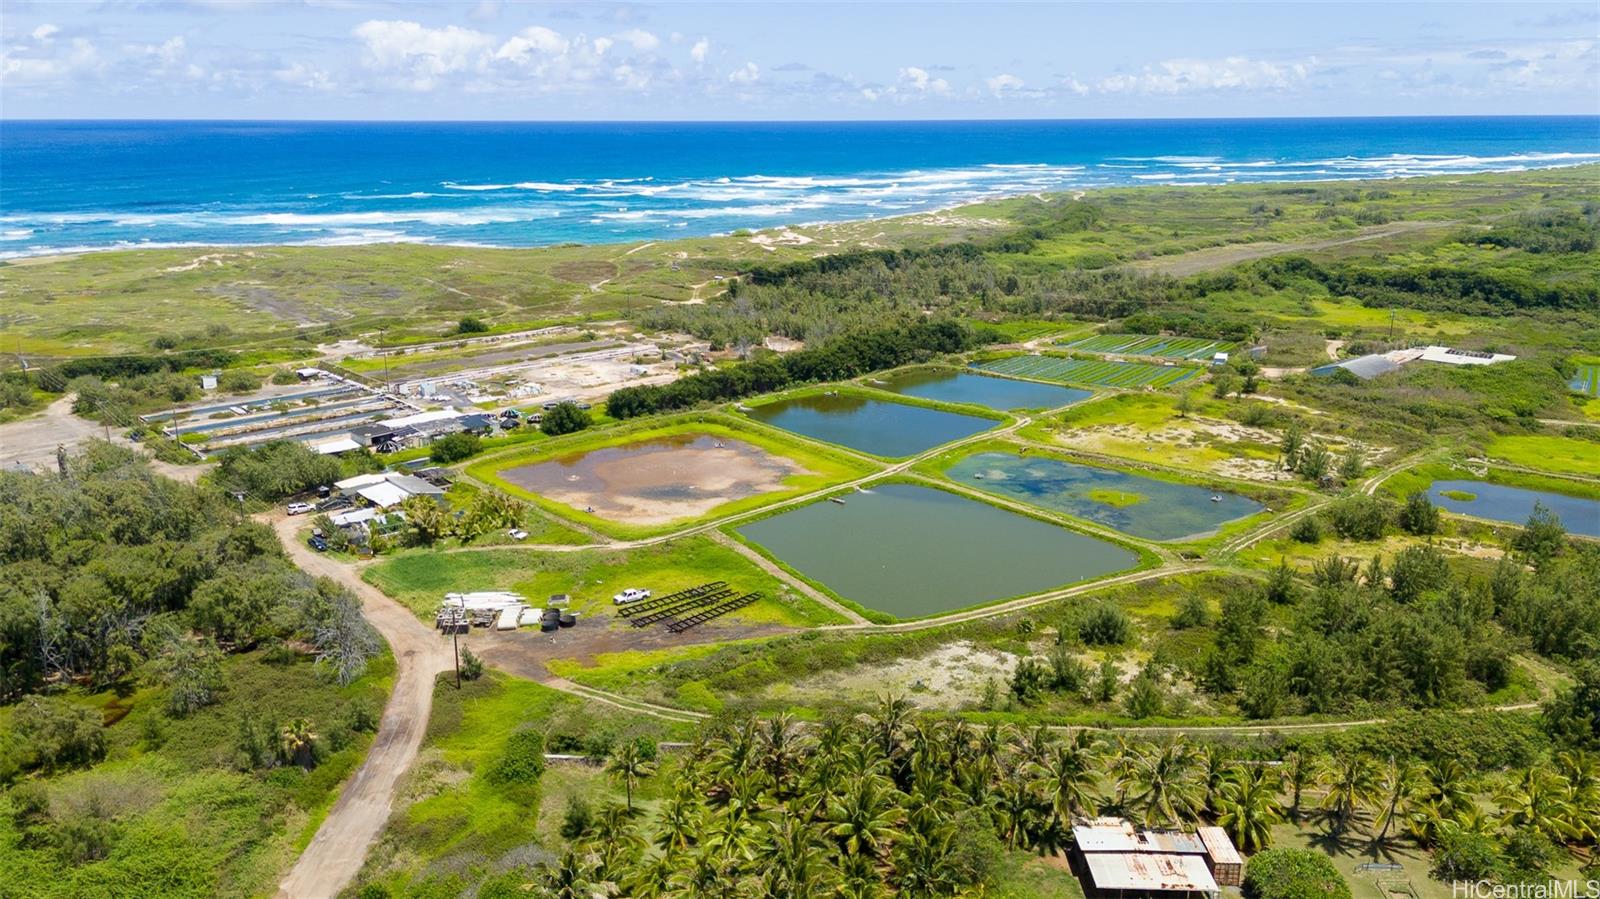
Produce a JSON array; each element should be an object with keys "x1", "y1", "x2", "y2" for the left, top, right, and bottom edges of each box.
[
  {"x1": 1175, "y1": 390, "x2": 1196, "y2": 419},
  {"x1": 1212, "y1": 372, "x2": 1238, "y2": 399},
  {"x1": 606, "y1": 739, "x2": 657, "y2": 811},
  {"x1": 277, "y1": 717, "x2": 320, "y2": 769},
  {"x1": 541, "y1": 401, "x2": 592, "y2": 436},
  {"x1": 1280, "y1": 423, "x2": 1306, "y2": 471},
  {"x1": 1543, "y1": 660, "x2": 1600, "y2": 748},
  {"x1": 457, "y1": 315, "x2": 489, "y2": 334},
  {"x1": 1397, "y1": 491, "x2": 1440, "y2": 535},
  {"x1": 1243, "y1": 848, "x2": 1353, "y2": 899},
  {"x1": 1034, "y1": 733, "x2": 1101, "y2": 822},
  {"x1": 400, "y1": 495, "x2": 451, "y2": 545},
  {"x1": 1318, "y1": 751, "x2": 1379, "y2": 833},
  {"x1": 429, "y1": 431, "x2": 480, "y2": 463},
  {"x1": 1129, "y1": 743, "x2": 1203, "y2": 827},
  {"x1": 1431, "y1": 828, "x2": 1503, "y2": 882},
  {"x1": 1511, "y1": 502, "x2": 1567, "y2": 564},
  {"x1": 1217, "y1": 766, "x2": 1286, "y2": 852},
  {"x1": 1296, "y1": 441, "x2": 1333, "y2": 483},
  {"x1": 1370, "y1": 757, "x2": 1422, "y2": 848},
  {"x1": 1337, "y1": 445, "x2": 1365, "y2": 485},
  {"x1": 149, "y1": 634, "x2": 225, "y2": 716},
  {"x1": 1388, "y1": 544, "x2": 1450, "y2": 603},
  {"x1": 10, "y1": 696, "x2": 108, "y2": 773}
]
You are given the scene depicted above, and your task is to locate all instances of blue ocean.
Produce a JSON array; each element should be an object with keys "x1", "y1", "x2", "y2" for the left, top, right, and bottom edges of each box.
[{"x1": 2, "y1": 117, "x2": 1597, "y2": 258}]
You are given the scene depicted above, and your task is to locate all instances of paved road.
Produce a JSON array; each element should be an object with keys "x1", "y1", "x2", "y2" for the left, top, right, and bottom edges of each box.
[{"x1": 269, "y1": 515, "x2": 454, "y2": 899}]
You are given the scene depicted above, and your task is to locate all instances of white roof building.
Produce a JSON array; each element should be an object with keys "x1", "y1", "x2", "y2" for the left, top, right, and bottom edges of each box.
[
  {"x1": 310, "y1": 436, "x2": 362, "y2": 455},
  {"x1": 1070, "y1": 818, "x2": 1230, "y2": 898},
  {"x1": 1418, "y1": 345, "x2": 1516, "y2": 366}
]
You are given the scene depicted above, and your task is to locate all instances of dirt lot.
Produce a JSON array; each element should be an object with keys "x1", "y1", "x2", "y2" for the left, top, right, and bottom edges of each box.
[
  {"x1": 0, "y1": 395, "x2": 120, "y2": 471},
  {"x1": 499, "y1": 433, "x2": 807, "y2": 525},
  {"x1": 468, "y1": 608, "x2": 791, "y2": 679},
  {"x1": 774, "y1": 640, "x2": 1019, "y2": 710}
]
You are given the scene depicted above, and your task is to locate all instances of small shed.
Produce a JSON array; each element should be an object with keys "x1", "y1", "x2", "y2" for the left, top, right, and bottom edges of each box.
[{"x1": 1196, "y1": 827, "x2": 1242, "y2": 887}]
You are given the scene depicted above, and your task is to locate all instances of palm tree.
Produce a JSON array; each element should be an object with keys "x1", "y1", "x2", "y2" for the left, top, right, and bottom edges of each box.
[
  {"x1": 893, "y1": 813, "x2": 964, "y2": 896},
  {"x1": 826, "y1": 774, "x2": 902, "y2": 858},
  {"x1": 1495, "y1": 767, "x2": 1577, "y2": 842},
  {"x1": 605, "y1": 741, "x2": 657, "y2": 812},
  {"x1": 1199, "y1": 744, "x2": 1231, "y2": 816},
  {"x1": 1282, "y1": 751, "x2": 1316, "y2": 821},
  {"x1": 866, "y1": 693, "x2": 912, "y2": 762},
  {"x1": 1130, "y1": 743, "x2": 1203, "y2": 827},
  {"x1": 1421, "y1": 757, "x2": 1475, "y2": 819},
  {"x1": 1554, "y1": 750, "x2": 1599, "y2": 846},
  {"x1": 277, "y1": 717, "x2": 318, "y2": 769},
  {"x1": 1034, "y1": 733, "x2": 1101, "y2": 823},
  {"x1": 763, "y1": 817, "x2": 831, "y2": 899},
  {"x1": 1216, "y1": 765, "x2": 1286, "y2": 852},
  {"x1": 1370, "y1": 757, "x2": 1423, "y2": 848},
  {"x1": 1318, "y1": 751, "x2": 1379, "y2": 834},
  {"x1": 653, "y1": 790, "x2": 701, "y2": 856},
  {"x1": 991, "y1": 774, "x2": 1042, "y2": 850}
]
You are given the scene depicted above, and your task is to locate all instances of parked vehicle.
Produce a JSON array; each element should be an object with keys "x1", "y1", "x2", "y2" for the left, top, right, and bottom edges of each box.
[
  {"x1": 308, "y1": 534, "x2": 328, "y2": 552},
  {"x1": 286, "y1": 501, "x2": 314, "y2": 515},
  {"x1": 317, "y1": 485, "x2": 332, "y2": 499},
  {"x1": 612, "y1": 588, "x2": 652, "y2": 605},
  {"x1": 508, "y1": 528, "x2": 529, "y2": 541},
  {"x1": 502, "y1": 417, "x2": 521, "y2": 428}
]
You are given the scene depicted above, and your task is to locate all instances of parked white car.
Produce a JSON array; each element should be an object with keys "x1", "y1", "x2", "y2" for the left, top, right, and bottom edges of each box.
[
  {"x1": 286, "y1": 502, "x2": 314, "y2": 516},
  {"x1": 507, "y1": 528, "x2": 529, "y2": 541},
  {"x1": 612, "y1": 588, "x2": 652, "y2": 605}
]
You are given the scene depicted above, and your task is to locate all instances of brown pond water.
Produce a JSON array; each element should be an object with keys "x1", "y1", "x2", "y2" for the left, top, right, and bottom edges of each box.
[{"x1": 500, "y1": 433, "x2": 805, "y2": 525}]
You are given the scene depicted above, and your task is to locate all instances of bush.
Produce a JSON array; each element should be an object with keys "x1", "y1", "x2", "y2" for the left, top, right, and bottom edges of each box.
[
  {"x1": 1075, "y1": 603, "x2": 1133, "y2": 646},
  {"x1": 1172, "y1": 593, "x2": 1211, "y2": 629},
  {"x1": 457, "y1": 316, "x2": 490, "y2": 334},
  {"x1": 429, "y1": 432, "x2": 481, "y2": 463},
  {"x1": 1327, "y1": 494, "x2": 1391, "y2": 541},
  {"x1": 10, "y1": 696, "x2": 108, "y2": 773},
  {"x1": 1431, "y1": 828, "x2": 1502, "y2": 882},
  {"x1": 560, "y1": 795, "x2": 594, "y2": 839},
  {"x1": 1289, "y1": 516, "x2": 1323, "y2": 544},
  {"x1": 540, "y1": 402, "x2": 591, "y2": 436},
  {"x1": 218, "y1": 369, "x2": 262, "y2": 394},
  {"x1": 488, "y1": 730, "x2": 546, "y2": 785},
  {"x1": 1244, "y1": 848, "x2": 1353, "y2": 899}
]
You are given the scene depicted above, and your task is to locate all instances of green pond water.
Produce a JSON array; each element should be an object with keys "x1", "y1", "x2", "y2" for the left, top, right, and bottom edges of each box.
[
  {"x1": 945, "y1": 452, "x2": 1263, "y2": 541},
  {"x1": 745, "y1": 392, "x2": 995, "y2": 457},
  {"x1": 735, "y1": 483, "x2": 1140, "y2": 618},
  {"x1": 872, "y1": 369, "x2": 1091, "y2": 411}
]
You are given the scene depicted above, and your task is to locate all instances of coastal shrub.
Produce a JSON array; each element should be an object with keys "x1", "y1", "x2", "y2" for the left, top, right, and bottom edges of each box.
[
  {"x1": 1243, "y1": 848, "x2": 1352, "y2": 899},
  {"x1": 540, "y1": 402, "x2": 591, "y2": 436},
  {"x1": 1327, "y1": 494, "x2": 1391, "y2": 541},
  {"x1": 457, "y1": 316, "x2": 489, "y2": 334},
  {"x1": 218, "y1": 369, "x2": 262, "y2": 393},
  {"x1": 1289, "y1": 516, "x2": 1323, "y2": 544},
  {"x1": 1172, "y1": 593, "x2": 1211, "y2": 629},
  {"x1": 488, "y1": 730, "x2": 546, "y2": 786},
  {"x1": 9, "y1": 697, "x2": 108, "y2": 773},
  {"x1": 213, "y1": 439, "x2": 345, "y2": 500},
  {"x1": 429, "y1": 431, "x2": 480, "y2": 463},
  {"x1": 459, "y1": 647, "x2": 484, "y2": 682},
  {"x1": 1431, "y1": 829, "x2": 1503, "y2": 882},
  {"x1": 1073, "y1": 602, "x2": 1133, "y2": 647}
]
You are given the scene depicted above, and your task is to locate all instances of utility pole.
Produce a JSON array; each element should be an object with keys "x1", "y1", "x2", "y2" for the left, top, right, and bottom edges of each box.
[
  {"x1": 452, "y1": 626, "x2": 461, "y2": 689},
  {"x1": 1388, "y1": 308, "x2": 1396, "y2": 343}
]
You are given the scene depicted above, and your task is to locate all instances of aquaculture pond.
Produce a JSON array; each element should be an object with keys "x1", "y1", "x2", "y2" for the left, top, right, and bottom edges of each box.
[
  {"x1": 735, "y1": 483, "x2": 1139, "y2": 618},
  {"x1": 945, "y1": 452, "x2": 1263, "y2": 541},
  {"x1": 872, "y1": 369, "x2": 1091, "y2": 412},
  {"x1": 745, "y1": 393, "x2": 995, "y2": 457},
  {"x1": 1429, "y1": 480, "x2": 1600, "y2": 538}
]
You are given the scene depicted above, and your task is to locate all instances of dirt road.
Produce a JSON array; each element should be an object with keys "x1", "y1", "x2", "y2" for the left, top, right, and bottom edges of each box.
[
  {"x1": 0, "y1": 395, "x2": 113, "y2": 471},
  {"x1": 269, "y1": 515, "x2": 453, "y2": 899}
]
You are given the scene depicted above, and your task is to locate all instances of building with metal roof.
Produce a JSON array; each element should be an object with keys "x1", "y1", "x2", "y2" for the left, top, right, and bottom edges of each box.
[{"x1": 1069, "y1": 818, "x2": 1237, "y2": 899}]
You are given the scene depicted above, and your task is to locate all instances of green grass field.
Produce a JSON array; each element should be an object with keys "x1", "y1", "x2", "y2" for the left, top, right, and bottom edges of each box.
[
  {"x1": 1486, "y1": 433, "x2": 1600, "y2": 478},
  {"x1": 362, "y1": 536, "x2": 847, "y2": 627},
  {"x1": 975, "y1": 354, "x2": 1201, "y2": 389}
]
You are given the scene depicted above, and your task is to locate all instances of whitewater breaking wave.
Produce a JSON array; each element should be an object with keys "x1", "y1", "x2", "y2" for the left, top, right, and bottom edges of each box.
[{"x1": 3, "y1": 150, "x2": 1597, "y2": 258}]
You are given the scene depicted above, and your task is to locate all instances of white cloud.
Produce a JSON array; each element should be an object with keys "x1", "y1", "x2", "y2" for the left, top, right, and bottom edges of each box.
[
  {"x1": 2, "y1": 36, "x2": 100, "y2": 85},
  {"x1": 899, "y1": 66, "x2": 949, "y2": 94},
  {"x1": 1062, "y1": 76, "x2": 1089, "y2": 96},
  {"x1": 1098, "y1": 56, "x2": 1312, "y2": 94},
  {"x1": 492, "y1": 25, "x2": 568, "y2": 64},
  {"x1": 593, "y1": 36, "x2": 613, "y2": 56},
  {"x1": 985, "y1": 72, "x2": 1024, "y2": 94},
  {"x1": 614, "y1": 29, "x2": 659, "y2": 52},
  {"x1": 352, "y1": 20, "x2": 496, "y2": 91},
  {"x1": 729, "y1": 61, "x2": 759, "y2": 83},
  {"x1": 690, "y1": 37, "x2": 710, "y2": 64},
  {"x1": 31, "y1": 24, "x2": 59, "y2": 43},
  {"x1": 612, "y1": 63, "x2": 650, "y2": 89},
  {"x1": 274, "y1": 61, "x2": 333, "y2": 91}
]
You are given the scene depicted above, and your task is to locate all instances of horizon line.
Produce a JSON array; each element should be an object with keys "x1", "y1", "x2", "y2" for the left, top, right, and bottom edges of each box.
[{"x1": 5, "y1": 113, "x2": 1600, "y2": 126}]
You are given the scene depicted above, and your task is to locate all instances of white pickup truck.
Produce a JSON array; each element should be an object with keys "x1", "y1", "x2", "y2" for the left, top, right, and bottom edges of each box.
[{"x1": 612, "y1": 588, "x2": 652, "y2": 605}]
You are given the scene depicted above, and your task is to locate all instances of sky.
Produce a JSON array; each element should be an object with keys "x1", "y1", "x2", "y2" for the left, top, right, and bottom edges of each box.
[{"x1": 1, "y1": 1, "x2": 1597, "y2": 120}]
